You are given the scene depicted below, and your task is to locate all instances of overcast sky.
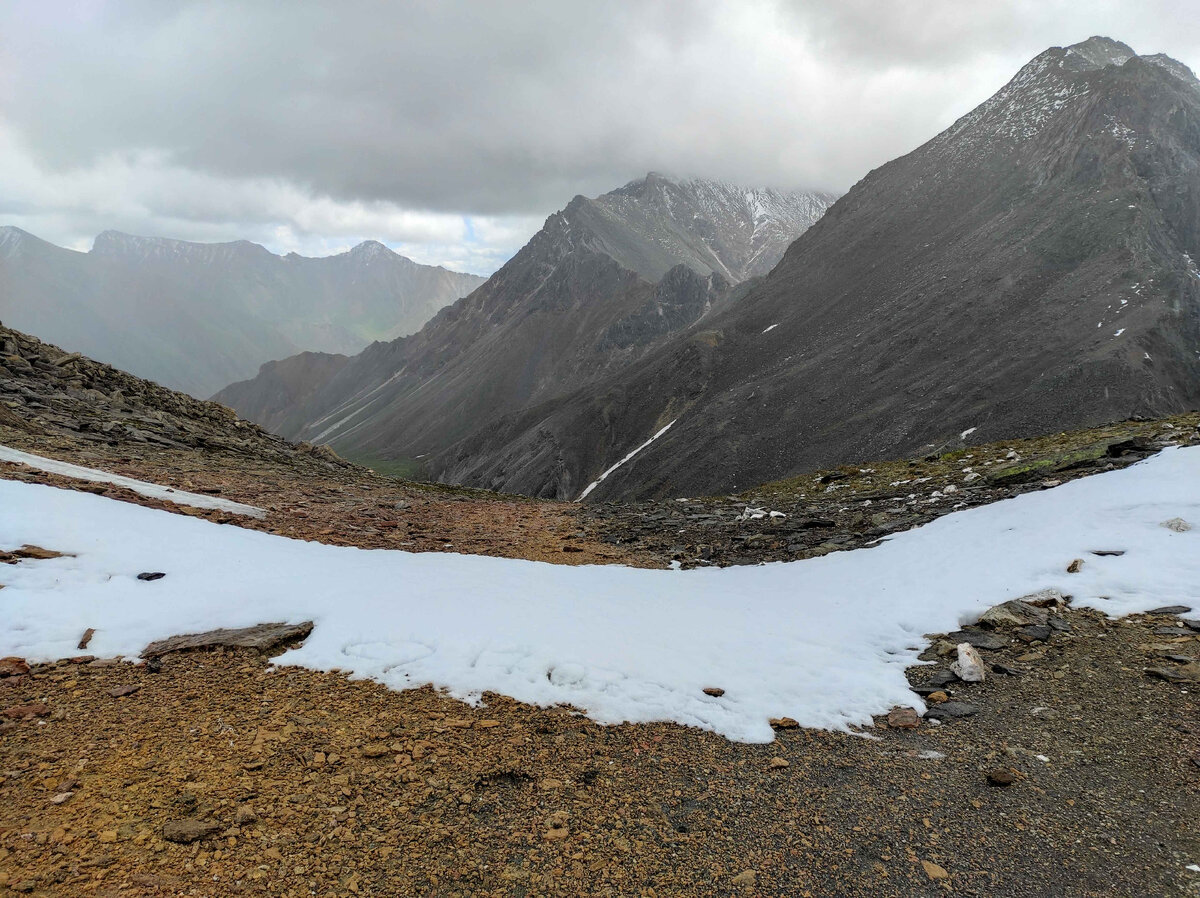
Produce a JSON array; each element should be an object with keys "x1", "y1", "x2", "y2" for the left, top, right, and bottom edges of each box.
[{"x1": 2, "y1": 1, "x2": 1198, "y2": 274}]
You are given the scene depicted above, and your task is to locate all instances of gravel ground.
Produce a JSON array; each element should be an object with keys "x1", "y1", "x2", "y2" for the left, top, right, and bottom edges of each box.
[{"x1": 1, "y1": 605, "x2": 1197, "y2": 897}]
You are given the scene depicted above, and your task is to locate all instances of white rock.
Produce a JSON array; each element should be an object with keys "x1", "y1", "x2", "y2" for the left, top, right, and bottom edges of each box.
[
  {"x1": 951, "y1": 643, "x2": 987, "y2": 682},
  {"x1": 1163, "y1": 517, "x2": 1192, "y2": 532}
]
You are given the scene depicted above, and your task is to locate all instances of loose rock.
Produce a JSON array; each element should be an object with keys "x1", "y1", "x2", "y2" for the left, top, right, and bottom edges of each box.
[
  {"x1": 951, "y1": 643, "x2": 987, "y2": 683},
  {"x1": 162, "y1": 818, "x2": 222, "y2": 844},
  {"x1": 887, "y1": 707, "x2": 920, "y2": 728}
]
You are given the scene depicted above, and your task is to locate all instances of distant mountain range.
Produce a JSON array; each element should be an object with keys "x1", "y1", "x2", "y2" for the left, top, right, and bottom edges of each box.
[
  {"x1": 0, "y1": 229, "x2": 485, "y2": 397},
  {"x1": 220, "y1": 36, "x2": 1200, "y2": 502},
  {"x1": 215, "y1": 175, "x2": 837, "y2": 479}
]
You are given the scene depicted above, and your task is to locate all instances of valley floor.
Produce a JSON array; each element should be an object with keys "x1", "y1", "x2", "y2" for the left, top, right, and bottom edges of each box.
[{"x1": 1, "y1": 412, "x2": 1199, "y2": 896}]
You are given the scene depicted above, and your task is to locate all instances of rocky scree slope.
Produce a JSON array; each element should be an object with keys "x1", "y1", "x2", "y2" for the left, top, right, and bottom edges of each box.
[
  {"x1": 444, "y1": 37, "x2": 1200, "y2": 501},
  {"x1": 216, "y1": 175, "x2": 835, "y2": 494},
  {"x1": 0, "y1": 228, "x2": 484, "y2": 397}
]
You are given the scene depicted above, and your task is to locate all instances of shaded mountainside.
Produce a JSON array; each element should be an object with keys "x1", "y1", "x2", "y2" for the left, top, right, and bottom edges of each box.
[
  {"x1": 216, "y1": 176, "x2": 835, "y2": 481},
  {"x1": 0, "y1": 229, "x2": 484, "y2": 397},
  {"x1": 436, "y1": 37, "x2": 1200, "y2": 500}
]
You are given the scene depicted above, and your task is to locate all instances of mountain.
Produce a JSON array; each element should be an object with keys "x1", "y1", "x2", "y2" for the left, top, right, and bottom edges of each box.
[
  {"x1": 215, "y1": 175, "x2": 836, "y2": 480},
  {"x1": 0, "y1": 228, "x2": 485, "y2": 397},
  {"x1": 430, "y1": 36, "x2": 1200, "y2": 500}
]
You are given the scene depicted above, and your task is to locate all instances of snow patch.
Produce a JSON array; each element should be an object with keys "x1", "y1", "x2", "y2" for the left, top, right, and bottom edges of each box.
[
  {"x1": 0, "y1": 445, "x2": 266, "y2": 518},
  {"x1": 1, "y1": 449, "x2": 1198, "y2": 742}
]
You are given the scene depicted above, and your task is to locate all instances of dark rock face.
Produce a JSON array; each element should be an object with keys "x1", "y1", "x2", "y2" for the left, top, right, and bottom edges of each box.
[
  {"x1": 0, "y1": 228, "x2": 484, "y2": 397},
  {"x1": 216, "y1": 176, "x2": 834, "y2": 494},
  {"x1": 427, "y1": 37, "x2": 1200, "y2": 501}
]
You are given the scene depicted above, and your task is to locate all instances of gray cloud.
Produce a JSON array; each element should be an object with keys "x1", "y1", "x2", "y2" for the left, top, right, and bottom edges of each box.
[{"x1": 1, "y1": 1, "x2": 1198, "y2": 271}]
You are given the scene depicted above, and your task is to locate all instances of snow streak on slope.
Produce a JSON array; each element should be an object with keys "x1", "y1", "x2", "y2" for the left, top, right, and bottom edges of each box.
[
  {"x1": 1, "y1": 449, "x2": 1197, "y2": 742},
  {"x1": 576, "y1": 420, "x2": 677, "y2": 501},
  {"x1": 0, "y1": 445, "x2": 266, "y2": 518}
]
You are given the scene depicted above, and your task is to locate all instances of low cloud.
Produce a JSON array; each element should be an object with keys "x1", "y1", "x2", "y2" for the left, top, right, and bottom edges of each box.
[{"x1": 2, "y1": 1, "x2": 1197, "y2": 272}]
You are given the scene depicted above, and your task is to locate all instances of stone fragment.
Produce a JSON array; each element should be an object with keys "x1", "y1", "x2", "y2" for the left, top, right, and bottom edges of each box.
[
  {"x1": 3, "y1": 702, "x2": 50, "y2": 720},
  {"x1": 927, "y1": 691, "x2": 949, "y2": 703},
  {"x1": 732, "y1": 870, "x2": 757, "y2": 888},
  {"x1": 977, "y1": 600, "x2": 1047, "y2": 629},
  {"x1": 1066, "y1": 558, "x2": 1084, "y2": 573},
  {"x1": 987, "y1": 767, "x2": 1018, "y2": 786},
  {"x1": 360, "y1": 743, "x2": 391, "y2": 758},
  {"x1": 162, "y1": 818, "x2": 222, "y2": 844},
  {"x1": 0, "y1": 657, "x2": 30, "y2": 678},
  {"x1": 921, "y1": 860, "x2": 950, "y2": 880},
  {"x1": 1146, "y1": 663, "x2": 1200, "y2": 683},
  {"x1": 769, "y1": 717, "x2": 799, "y2": 729},
  {"x1": 234, "y1": 805, "x2": 257, "y2": 826},
  {"x1": 1163, "y1": 517, "x2": 1192, "y2": 532},
  {"x1": 77, "y1": 628, "x2": 95, "y2": 650},
  {"x1": 703, "y1": 687, "x2": 725, "y2": 697},
  {"x1": 49, "y1": 792, "x2": 74, "y2": 804},
  {"x1": 887, "y1": 707, "x2": 920, "y2": 728},
  {"x1": 768, "y1": 757, "x2": 790, "y2": 768},
  {"x1": 108, "y1": 685, "x2": 139, "y2": 698},
  {"x1": 137, "y1": 572, "x2": 166, "y2": 581},
  {"x1": 1018, "y1": 588, "x2": 1070, "y2": 608},
  {"x1": 1147, "y1": 605, "x2": 1192, "y2": 616},
  {"x1": 923, "y1": 701, "x2": 978, "y2": 721},
  {"x1": 543, "y1": 810, "x2": 569, "y2": 841},
  {"x1": 951, "y1": 643, "x2": 987, "y2": 682},
  {"x1": 946, "y1": 630, "x2": 1008, "y2": 650},
  {"x1": 142, "y1": 621, "x2": 314, "y2": 657}
]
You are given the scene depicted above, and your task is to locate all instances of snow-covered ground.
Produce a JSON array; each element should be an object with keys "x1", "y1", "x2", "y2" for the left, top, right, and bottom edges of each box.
[
  {"x1": 0, "y1": 445, "x2": 266, "y2": 518},
  {"x1": 1, "y1": 448, "x2": 1197, "y2": 742}
]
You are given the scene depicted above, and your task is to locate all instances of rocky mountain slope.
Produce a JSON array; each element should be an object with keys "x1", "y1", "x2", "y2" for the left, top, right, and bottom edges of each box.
[
  {"x1": 435, "y1": 37, "x2": 1200, "y2": 500},
  {"x1": 0, "y1": 228, "x2": 484, "y2": 397},
  {"x1": 215, "y1": 175, "x2": 835, "y2": 483}
]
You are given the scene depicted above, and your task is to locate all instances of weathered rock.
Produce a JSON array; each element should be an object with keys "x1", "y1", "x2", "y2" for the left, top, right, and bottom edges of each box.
[
  {"x1": 1016, "y1": 625, "x2": 1052, "y2": 643},
  {"x1": 108, "y1": 685, "x2": 139, "y2": 698},
  {"x1": 1146, "y1": 663, "x2": 1200, "y2": 683},
  {"x1": 1162, "y1": 517, "x2": 1192, "y2": 532},
  {"x1": 162, "y1": 818, "x2": 222, "y2": 844},
  {"x1": 703, "y1": 687, "x2": 725, "y2": 697},
  {"x1": 951, "y1": 644, "x2": 987, "y2": 683},
  {"x1": 2, "y1": 702, "x2": 50, "y2": 720},
  {"x1": 0, "y1": 657, "x2": 30, "y2": 678},
  {"x1": 142, "y1": 621, "x2": 314, "y2": 657},
  {"x1": 1147, "y1": 605, "x2": 1192, "y2": 615},
  {"x1": 926, "y1": 691, "x2": 949, "y2": 703},
  {"x1": 234, "y1": 805, "x2": 258, "y2": 826},
  {"x1": 768, "y1": 757, "x2": 790, "y2": 768},
  {"x1": 923, "y1": 701, "x2": 978, "y2": 721},
  {"x1": 769, "y1": 717, "x2": 799, "y2": 729},
  {"x1": 137, "y1": 571, "x2": 166, "y2": 581},
  {"x1": 887, "y1": 707, "x2": 920, "y2": 728},
  {"x1": 978, "y1": 599, "x2": 1047, "y2": 629},
  {"x1": 77, "y1": 628, "x2": 95, "y2": 650},
  {"x1": 1017, "y1": 588, "x2": 1070, "y2": 608},
  {"x1": 921, "y1": 859, "x2": 950, "y2": 880},
  {"x1": 946, "y1": 630, "x2": 1008, "y2": 650},
  {"x1": 987, "y1": 767, "x2": 1018, "y2": 786},
  {"x1": 1066, "y1": 558, "x2": 1084, "y2": 573},
  {"x1": 732, "y1": 870, "x2": 757, "y2": 888}
]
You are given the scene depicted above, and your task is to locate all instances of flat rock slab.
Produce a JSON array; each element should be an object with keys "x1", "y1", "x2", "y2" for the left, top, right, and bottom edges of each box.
[
  {"x1": 946, "y1": 630, "x2": 1008, "y2": 650},
  {"x1": 142, "y1": 621, "x2": 313, "y2": 658},
  {"x1": 1146, "y1": 605, "x2": 1192, "y2": 615},
  {"x1": 923, "y1": 701, "x2": 979, "y2": 721},
  {"x1": 161, "y1": 818, "x2": 222, "y2": 844}
]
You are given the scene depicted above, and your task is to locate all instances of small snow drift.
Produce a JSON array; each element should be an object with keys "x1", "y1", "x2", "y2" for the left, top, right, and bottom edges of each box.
[
  {"x1": 1, "y1": 449, "x2": 1197, "y2": 742},
  {"x1": 0, "y1": 445, "x2": 266, "y2": 518}
]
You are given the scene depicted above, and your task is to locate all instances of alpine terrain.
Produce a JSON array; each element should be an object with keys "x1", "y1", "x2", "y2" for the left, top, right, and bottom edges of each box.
[
  {"x1": 0, "y1": 228, "x2": 485, "y2": 397},
  {"x1": 215, "y1": 175, "x2": 836, "y2": 483}
]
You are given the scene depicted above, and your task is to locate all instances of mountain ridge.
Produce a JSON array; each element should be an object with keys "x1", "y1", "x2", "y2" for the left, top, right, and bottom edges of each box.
[{"x1": 0, "y1": 227, "x2": 486, "y2": 397}]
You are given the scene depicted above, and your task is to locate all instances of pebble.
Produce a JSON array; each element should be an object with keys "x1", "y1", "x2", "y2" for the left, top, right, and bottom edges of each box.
[
  {"x1": 1162, "y1": 517, "x2": 1192, "y2": 532},
  {"x1": 1147, "y1": 605, "x2": 1192, "y2": 615},
  {"x1": 986, "y1": 767, "x2": 1018, "y2": 786},
  {"x1": 137, "y1": 571, "x2": 166, "y2": 581},
  {"x1": 702, "y1": 687, "x2": 725, "y2": 697},
  {"x1": 768, "y1": 757, "x2": 790, "y2": 769},
  {"x1": 162, "y1": 818, "x2": 223, "y2": 844},
  {"x1": 1067, "y1": 558, "x2": 1084, "y2": 573},
  {"x1": 769, "y1": 717, "x2": 799, "y2": 729}
]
